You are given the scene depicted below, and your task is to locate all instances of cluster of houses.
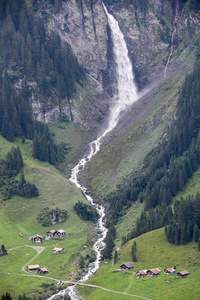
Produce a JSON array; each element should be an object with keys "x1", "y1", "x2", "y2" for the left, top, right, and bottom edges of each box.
[
  {"x1": 120, "y1": 262, "x2": 190, "y2": 279},
  {"x1": 136, "y1": 267, "x2": 189, "y2": 278},
  {"x1": 27, "y1": 264, "x2": 48, "y2": 274},
  {"x1": 46, "y1": 229, "x2": 66, "y2": 238},
  {"x1": 29, "y1": 229, "x2": 66, "y2": 243}
]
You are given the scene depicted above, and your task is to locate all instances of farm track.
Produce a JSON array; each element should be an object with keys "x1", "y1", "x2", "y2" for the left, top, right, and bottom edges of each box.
[
  {"x1": 4, "y1": 245, "x2": 152, "y2": 299},
  {"x1": 0, "y1": 271, "x2": 151, "y2": 300},
  {"x1": 8, "y1": 245, "x2": 45, "y2": 273}
]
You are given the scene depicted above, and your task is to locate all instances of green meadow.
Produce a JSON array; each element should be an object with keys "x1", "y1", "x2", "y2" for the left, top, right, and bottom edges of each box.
[
  {"x1": 0, "y1": 131, "x2": 95, "y2": 298},
  {"x1": 77, "y1": 228, "x2": 200, "y2": 300}
]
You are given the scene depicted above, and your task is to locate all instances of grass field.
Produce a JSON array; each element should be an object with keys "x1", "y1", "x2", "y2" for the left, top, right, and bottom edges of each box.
[
  {"x1": 77, "y1": 228, "x2": 200, "y2": 300},
  {"x1": 0, "y1": 134, "x2": 96, "y2": 298}
]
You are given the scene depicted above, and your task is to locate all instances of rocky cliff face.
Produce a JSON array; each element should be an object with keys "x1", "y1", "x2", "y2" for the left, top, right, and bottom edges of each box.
[{"x1": 32, "y1": 0, "x2": 200, "y2": 129}]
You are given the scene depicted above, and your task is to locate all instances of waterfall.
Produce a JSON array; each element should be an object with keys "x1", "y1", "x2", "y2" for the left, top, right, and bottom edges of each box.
[
  {"x1": 164, "y1": 0, "x2": 179, "y2": 78},
  {"x1": 47, "y1": 3, "x2": 138, "y2": 300}
]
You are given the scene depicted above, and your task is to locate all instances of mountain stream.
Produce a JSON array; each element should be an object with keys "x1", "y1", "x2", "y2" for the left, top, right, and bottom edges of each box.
[{"x1": 47, "y1": 3, "x2": 138, "y2": 299}]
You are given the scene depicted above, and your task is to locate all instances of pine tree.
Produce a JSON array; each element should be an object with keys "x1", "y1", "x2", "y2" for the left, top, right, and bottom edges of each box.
[
  {"x1": 180, "y1": 224, "x2": 187, "y2": 245},
  {"x1": 1, "y1": 109, "x2": 10, "y2": 139},
  {"x1": 16, "y1": 147, "x2": 23, "y2": 172},
  {"x1": 79, "y1": 255, "x2": 85, "y2": 269},
  {"x1": 114, "y1": 250, "x2": 118, "y2": 264},
  {"x1": 131, "y1": 241, "x2": 137, "y2": 261},
  {"x1": 193, "y1": 224, "x2": 199, "y2": 242},
  {"x1": 1, "y1": 244, "x2": 7, "y2": 255}
]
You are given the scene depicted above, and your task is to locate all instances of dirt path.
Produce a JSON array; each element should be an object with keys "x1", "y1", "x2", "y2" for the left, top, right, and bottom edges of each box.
[
  {"x1": 8, "y1": 245, "x2": 45, "y2": 273},
  {"x1": 0, "y1": 272, "x2": 151, "y2": 300},
  {"x1": 4, "y1": 246, "x2": 151, "y2": 299},
  {"x1": 124, "y1": 271, "x2": 135, "y2": 294}
]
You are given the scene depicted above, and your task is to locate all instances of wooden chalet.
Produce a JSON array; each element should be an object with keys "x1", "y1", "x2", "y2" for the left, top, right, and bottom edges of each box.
[
  {"x1": 27, "y1": 264, "x2": 40, "y2": 271},
  {"x1": 46, "y1": 230, "x2": 57, "y2": 237},
  {"x1": 53, "y1": 247, "x2": 65, "y2": 254},
  {"x1": 164, "y1": 267, "x2": 176, "y2": 275},
  {"x1": 56, "y1": 229, "x2": 66, "y2": 237},
  {"x1": 38, "y1": 267, "x2": 48, "y2": 274},
  {"x1": 135, "y1": 270, "x2": 147, "y2": 278},
  {"x1": 120, "y1": 262, "x2": 134, "y2": 270},
  {"x1": 177, "y1": 270, "x2": 190, "y2": 278},
  {"x1": 147, "y1": 268, "x2": 161, "y2": 277},
  {"x1": 33, "y1": 234, "x2": 43, "y2": 243}
]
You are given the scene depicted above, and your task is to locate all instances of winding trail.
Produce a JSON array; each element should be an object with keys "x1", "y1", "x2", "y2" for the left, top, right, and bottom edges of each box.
[
  {"x1": 8, "y1": 245, "x2": 45, "y2": 273},
  {"x1": 0, "y1": 271, "x2": 151, "y2": 300}
]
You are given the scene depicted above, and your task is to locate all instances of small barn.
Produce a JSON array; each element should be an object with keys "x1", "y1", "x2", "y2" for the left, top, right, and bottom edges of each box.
[
  {"x1": 177, "y1": 270, "x2": 190, "y2": 278},
  {"x1": 56, "y1": 229, "x2": 66, "y2": 237},
  {"x1": 135, "y1": 270, "x2": 147, "y2": 278},
  {"x1": 27, "y1": 264, "x2": 40, "y2": 272},
  {"x1": 33, "y1": 234, "x2": 43, "y2": 243},
  {"x1": 38, "y1": 267, "x2": 48, "y2": 274},
  {"x1": 120, "y1": 262, "x2": 134, "y2": 270},
  {"x1": 147, "y1": 268, "x2": 161, "y2": 277},
  {"x1": 46, "y1": 230, "x2": 57, "y2": 237},
  {"x1": 53, "y1": 247, "x2": 65, "y2": 254},
  {"x1": 164, "y1": 268, "x2": 176, "y2": 275}
]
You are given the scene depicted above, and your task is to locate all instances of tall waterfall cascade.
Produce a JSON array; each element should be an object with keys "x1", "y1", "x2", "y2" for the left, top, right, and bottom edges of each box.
[{"x1": 47, "y1": 3, "x2": 138, "y2": 300}]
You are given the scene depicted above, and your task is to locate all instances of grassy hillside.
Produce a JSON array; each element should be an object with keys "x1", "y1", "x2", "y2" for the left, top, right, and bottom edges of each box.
[
  {"x1": 77, "y1": 228, "x2": 200, "y2": 300},
  {"x1": 0, "y1": 134, "x2": 96, "y2": 298},
  {"x1": 83, "y1": 56, "x2": 194, "y2": 201}
]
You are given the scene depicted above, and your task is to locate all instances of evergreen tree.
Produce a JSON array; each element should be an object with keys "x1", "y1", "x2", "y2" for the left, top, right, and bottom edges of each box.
[
  {"x1": 79, "y1": 255, "x2": 85, "y2": 269},
  {"x1": 102, "y1": 231, "x2": 115, "y2": 260},
  {"x1": 114, "y1": 250, "x2": 118, "y2": 264},
  {"x1": 131, "y1": 241, "x2": 137, "y2": 261},
  {"x1": 180, "y1": 224, "x2": 187, "y2": 245},
  {"x1": 1, "y1": 293, "x2": 12, "y2": 300},
  {"x1": 1, "y1": 244, "x2": 7, "y2": 254},
  {"x1": 193, "y1": 224, "x2": 199, "y2": 242}
]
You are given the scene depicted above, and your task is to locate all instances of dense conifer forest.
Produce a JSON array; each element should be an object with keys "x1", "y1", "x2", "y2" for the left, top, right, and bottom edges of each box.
[
  {"x1": 0, "y1": 146, "x2": 38, "y2": 200},
  {"x1": 0, "y1": 0, "x2": 85, "y2": 165},
  {"x1": 105, "y1": 60, "x2": 200, "y2": 245}
]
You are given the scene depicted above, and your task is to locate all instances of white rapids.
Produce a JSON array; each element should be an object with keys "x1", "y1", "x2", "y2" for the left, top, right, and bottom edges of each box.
[{"x1": 47, "y1": 2, "x2": 138, "y2": 299}]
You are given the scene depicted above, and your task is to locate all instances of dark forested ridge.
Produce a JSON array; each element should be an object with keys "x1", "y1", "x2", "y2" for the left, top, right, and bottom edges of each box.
[
  {"x1": 0, "y1": 146, "x2": 38, "y2": 200},
  {"x1": 105, "y1": 60, "x2": 200, "y2": 244},
  {"x1": 0, "y1": 0, "x2": 85, "y2": 164}
]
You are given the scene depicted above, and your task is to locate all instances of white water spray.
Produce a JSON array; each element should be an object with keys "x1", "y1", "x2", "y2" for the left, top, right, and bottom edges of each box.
[
  {"x1": 47, "y1": 3, "x2": 138, "y2": 299},
  {"x1": 164, "y1": 0, "x2": 179, "y2": 78}
]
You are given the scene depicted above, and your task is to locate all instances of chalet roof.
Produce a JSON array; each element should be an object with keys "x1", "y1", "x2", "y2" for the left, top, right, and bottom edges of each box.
[
  {"x1": 57, "y1": 229, "x2": 65, "y2": 233},
  {"x1": 165, "y1": 268, "x2": 175, "y2": 272},
  {"x1": 39, "y1": 267, "x2": 48, "y2": 272},
  {"x1": 33, "y1": 234, "x2": 42, "y2": 239},
  {"x1": 139, "y1": 270, "x2": 147, "y2": 275},
  {"x1": 178, "y1": 270, "x2": 190, "y2": 275},
  {"x1": 28, "y1": 264, "x2": 40, "y2": 269},
  {"x1": 47, "y1": 230, "x2": 56, "y2": 234},
  {"x1": 122, "y1": 262, "x2": 134, "y2": 268},
  {"x1": 53, "y1": 247, "x2": 64, "y2": 251},
  {"x1": 150, "y1": 268, "x2": 161, "y2": 274}
]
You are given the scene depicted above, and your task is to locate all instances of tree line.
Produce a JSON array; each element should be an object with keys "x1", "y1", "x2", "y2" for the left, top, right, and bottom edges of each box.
[
  {"x1": 74, "y1": 201, "x2": 99, "y2": 222},
  {"x1": 0, "y1": 0, "x2": 85, "y2": 165},
  {"x1": 165, "y1": 193, "x2": 200, "y2": 245},
  {"x1": 0, "y1": 146, "x2": 38, "y2": 200},
  {"x1": 105, "y1": 57, "x2": 200, "y2": 243}
]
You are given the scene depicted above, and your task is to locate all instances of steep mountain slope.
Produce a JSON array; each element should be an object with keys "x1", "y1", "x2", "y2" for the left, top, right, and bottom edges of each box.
[
  {"x1": 82, "y1": 0, "x2": 200, "y2": 200},
  {"x1": 1, "y1": 0, "x2": 200, "y2": 298}
]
